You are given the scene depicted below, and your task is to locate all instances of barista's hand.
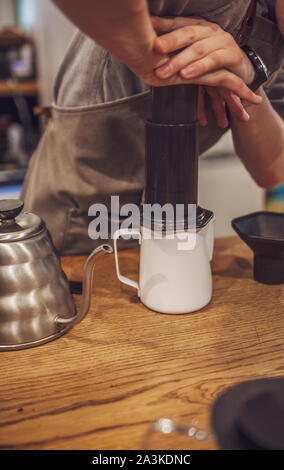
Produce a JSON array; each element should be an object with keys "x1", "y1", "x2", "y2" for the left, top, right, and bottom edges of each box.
[
  {"x1": 152, "y1": 16, "x2": 254, "y2": 83},
  {"x1": 133, "y1": 17, "x2": 261, "y2": 118},
  {"x1": 151, "y1": 16, "x2": 260, "y2": 126},
  {"x1": 197, "y1": 85, "x2": 253, "y2": 129}
]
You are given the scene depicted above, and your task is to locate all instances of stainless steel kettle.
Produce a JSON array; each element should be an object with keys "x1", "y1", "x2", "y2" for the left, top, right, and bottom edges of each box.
[{"x1": 0, "y1": 199, "x2": 113, "y2": 350}]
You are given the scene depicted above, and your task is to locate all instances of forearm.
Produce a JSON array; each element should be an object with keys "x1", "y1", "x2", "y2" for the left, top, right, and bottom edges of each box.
[
  {"x1": 52, "y1": 0, "x2": 164, "y2": 74},
  {"x1": 230, "y1": 87, "x2": 284, "y2": 189}
]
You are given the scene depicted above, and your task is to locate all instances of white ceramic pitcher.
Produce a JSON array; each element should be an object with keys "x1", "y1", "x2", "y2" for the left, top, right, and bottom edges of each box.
[{"x1": 113, "y1": 220, "x2": 215, "y2": 314}]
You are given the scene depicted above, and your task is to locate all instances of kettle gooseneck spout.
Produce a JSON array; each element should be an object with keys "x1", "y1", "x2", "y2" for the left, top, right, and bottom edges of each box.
[{"x1": 56, "y1": 244, "x2": 113, "y2": 326}]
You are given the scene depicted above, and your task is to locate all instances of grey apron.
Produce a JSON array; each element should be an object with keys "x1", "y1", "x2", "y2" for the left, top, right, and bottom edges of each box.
[{"x1": 21, "y1": 1, "x2": 284, "y2": 256}]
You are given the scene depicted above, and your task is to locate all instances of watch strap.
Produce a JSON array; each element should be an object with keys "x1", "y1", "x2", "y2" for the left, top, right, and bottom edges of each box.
[{"x1": 241, "y1": 45, "x2": 269, "y2": 92}]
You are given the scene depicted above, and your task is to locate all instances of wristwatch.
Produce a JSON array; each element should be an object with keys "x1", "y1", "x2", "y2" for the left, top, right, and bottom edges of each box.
[{"x1": 241, "y1": 45, "x2": 269, "y2": 92}]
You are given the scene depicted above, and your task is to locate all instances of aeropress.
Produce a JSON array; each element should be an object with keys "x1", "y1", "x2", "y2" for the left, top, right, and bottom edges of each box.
[{"x1": 114, "y1": 85, "x2": 215, "y2": 314}]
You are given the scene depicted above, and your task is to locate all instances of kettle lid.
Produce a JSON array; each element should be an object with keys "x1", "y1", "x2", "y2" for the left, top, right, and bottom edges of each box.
[{"x1": 0, "y1": 199, "x2": 45, "y2": 242}]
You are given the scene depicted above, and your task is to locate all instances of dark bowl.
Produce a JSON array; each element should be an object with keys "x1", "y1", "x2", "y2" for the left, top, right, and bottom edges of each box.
[{"x1": 232, "y1": 211, "x2": 284, "y2": 285}]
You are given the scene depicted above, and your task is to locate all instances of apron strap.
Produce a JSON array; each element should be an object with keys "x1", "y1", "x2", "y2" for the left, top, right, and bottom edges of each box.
[
  {"x1": 236, "y1": 0, "x2": 257, "y2": 45},
  {"x1": 33, "y1": 106, "x2": 53, "y2": 124}
]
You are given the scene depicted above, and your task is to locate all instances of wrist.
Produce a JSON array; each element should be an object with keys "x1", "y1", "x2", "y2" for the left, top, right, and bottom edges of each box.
[
  {"x1": 107, "y1": 14, "x2": 167, "y2": 76},
  {"x1": 240, "y1": 50, "x2": 256, "y2": 85},
  {"x1": 126, "y1": 37, "x2": 168, "y2": 78}
]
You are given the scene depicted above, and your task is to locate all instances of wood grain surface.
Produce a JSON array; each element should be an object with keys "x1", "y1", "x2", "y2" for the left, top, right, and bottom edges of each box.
[{"x1": 1, "y1": 236, "x2": 284, "y2": 450}]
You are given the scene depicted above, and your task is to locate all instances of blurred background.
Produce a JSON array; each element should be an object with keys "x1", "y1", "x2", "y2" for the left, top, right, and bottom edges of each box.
[
  {"x1": 0, "y1": 0, "x2": 283, "y2": 236},
  {"x1": 0, "y1": 0, "x2": 74, "y2": 197}
]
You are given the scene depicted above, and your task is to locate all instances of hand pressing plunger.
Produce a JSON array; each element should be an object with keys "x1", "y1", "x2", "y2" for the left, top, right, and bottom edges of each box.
[
  {"x1": 152, "y1": 16, "x2": 258, "y2": 128},
  {"x1": 149, "y1": 13, "x2": 284, "y2": 189}
]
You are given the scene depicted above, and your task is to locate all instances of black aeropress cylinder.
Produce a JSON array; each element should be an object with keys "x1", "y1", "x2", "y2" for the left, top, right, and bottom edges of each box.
[{"x1": 145, "y1": 85, "x2": 199, "y2": 226}]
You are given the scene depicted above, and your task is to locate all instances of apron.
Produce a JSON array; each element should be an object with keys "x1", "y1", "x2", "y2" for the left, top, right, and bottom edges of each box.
[
  {"x1": 22, "y1": 90, "x2": 225, "y2": 256},
  {"x1": 21, "y1": 1, "x2": 284, "y2": 256}
]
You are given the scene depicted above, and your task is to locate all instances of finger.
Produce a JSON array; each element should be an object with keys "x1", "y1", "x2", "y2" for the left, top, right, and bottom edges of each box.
[
  {"x1": 142, "y1": 68, "x2": 260, "y2": 103},
  {"x1": 154, "y1": 24, "x2": 223, "y2": 55},
  {"x1": 180, "y1": 49, "x2": 241, "y2": 79},
  {"x1": 179, "y1": 69, "x2": 262, "y2": 105},
  {"x1": 206, "y1": 87, "x2": 228, "y2": 128},
  {"x1": 197, "y1": 86, "x2": 208, "y2": 126},
  {"x1": 218, "y1": 88, "x2": 250, "y2": 122},
  {"x1": 155, "y1": 38, "x2": 228, "y2": 78}
]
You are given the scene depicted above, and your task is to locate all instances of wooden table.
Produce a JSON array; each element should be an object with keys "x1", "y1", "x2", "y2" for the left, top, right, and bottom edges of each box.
[{"x1": 1, "y1": 237, "x2": 284, "y2": 450}]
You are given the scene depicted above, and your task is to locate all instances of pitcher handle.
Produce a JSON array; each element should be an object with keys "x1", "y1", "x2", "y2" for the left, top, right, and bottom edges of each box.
[{"x1": 113, "y1": 228, "x2": 141, "y2": 293}]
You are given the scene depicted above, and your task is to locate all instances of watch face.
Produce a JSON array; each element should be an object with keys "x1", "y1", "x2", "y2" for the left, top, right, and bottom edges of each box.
[
  {"x1": 262, "y1": 60, "x2": 269, "y2": 76},
  {"x1": 248, "y1": 49, "x2": 268, "y2": 76},
  {"x1": 242, "y1": 45, "x2": 269, "y2": 89}
]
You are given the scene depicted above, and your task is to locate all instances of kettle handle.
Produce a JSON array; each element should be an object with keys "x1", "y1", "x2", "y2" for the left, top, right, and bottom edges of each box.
[{"x1": 55, "y1": 244, "x2": 113, "y2": 326}]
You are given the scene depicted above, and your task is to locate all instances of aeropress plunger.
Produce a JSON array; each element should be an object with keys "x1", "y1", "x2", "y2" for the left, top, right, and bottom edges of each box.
[{"x1": 113, "y1": 85, "x2": 215, "y2": 314}]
